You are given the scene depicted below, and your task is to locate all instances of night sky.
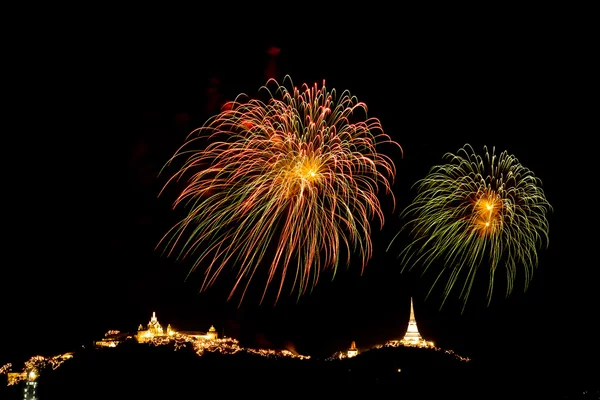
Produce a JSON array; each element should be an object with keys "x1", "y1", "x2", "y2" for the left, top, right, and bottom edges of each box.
[{"x1": 2, "y1": 11, "x2": 595, "y2": 383}]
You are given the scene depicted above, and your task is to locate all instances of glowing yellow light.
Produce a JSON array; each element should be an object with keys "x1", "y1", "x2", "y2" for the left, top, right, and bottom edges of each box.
[{"x1": 157, "y1": 75, "x2": 401, "y2": 305}]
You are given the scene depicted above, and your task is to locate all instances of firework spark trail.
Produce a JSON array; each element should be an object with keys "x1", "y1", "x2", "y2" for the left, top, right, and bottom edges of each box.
[
  {"x1": 158, "y1": 75, "x2": 402, "y2": 305},
  {"x1": 389, "y1": 143, "x2": 552, "y2": 312}
]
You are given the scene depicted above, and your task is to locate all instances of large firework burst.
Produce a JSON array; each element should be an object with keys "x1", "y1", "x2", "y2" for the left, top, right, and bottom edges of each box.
[
  {"x1": 390, "y1": 143, "x2": 552, "y2": 312},
  {"x1": 158, "y1": 76, "x2": 401, "y2": 305}
]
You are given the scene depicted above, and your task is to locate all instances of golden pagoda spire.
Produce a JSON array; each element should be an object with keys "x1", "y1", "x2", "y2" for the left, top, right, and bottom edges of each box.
[
  {"x1": 393, "y1": 297, "x2": 434, "y2": 349},
  {"x1": 402, "y1": 297, "x2": 423, "y2": 344}
]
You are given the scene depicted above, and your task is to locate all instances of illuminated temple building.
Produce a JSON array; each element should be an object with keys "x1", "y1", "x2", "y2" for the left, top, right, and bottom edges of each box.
[
  {"x1": 137, "y1": 311, "x2": 171, "y2": 342},
  {"x1": 95, "y1": 311, "x2": 219, "y2": 348},
  {"x1": 347, "y1": 341, "x2": 358, "y2": 358},
  {"x1": 137, "y1": 311, "x2": 218, "y2": 342},
  {"x1": 387, "y1": 297, "x2": 435, "y2": 348}
]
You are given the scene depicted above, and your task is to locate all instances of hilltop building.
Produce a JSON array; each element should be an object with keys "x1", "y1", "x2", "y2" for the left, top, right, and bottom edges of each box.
[
  {"x1": 137, "y1": 311, "x2": 171, "y2": 342},
  {"x1": 328, "y1": 341, "x2": 359, "y2": 360},
  {"x1": 137, "y1": 312, "x2": 218, "y2": 343},
  {"x1": 95, "y1": 311, "x2": 219, "y2": 348},
  {"x1": 387, "y1": 297, "x2": 435, "y2": 349},
  {"x1": 347, "y1": 341, "x2": 358, "y2": 358},
  {"x1": 177, "y1": 325, "x2": 219, "y2": 341}
]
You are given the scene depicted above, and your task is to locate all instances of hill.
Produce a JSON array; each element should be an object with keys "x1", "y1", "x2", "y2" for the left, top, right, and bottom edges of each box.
[{"x1": 2, "y1": 339, "x2": 597, "y2": 399}]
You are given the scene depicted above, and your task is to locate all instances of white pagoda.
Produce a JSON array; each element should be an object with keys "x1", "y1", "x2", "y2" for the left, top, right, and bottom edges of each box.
[
  {"x1": 347, "y1": 341, "x2": 358, "y2": 358},
  {"x1": 388, "y1": 297, "x2": 435, "y2": 348}
]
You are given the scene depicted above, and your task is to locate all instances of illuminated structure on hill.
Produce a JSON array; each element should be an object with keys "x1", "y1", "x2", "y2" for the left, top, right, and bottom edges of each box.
[
  {"x1": 136, "y1": 311, "x2": 218, "y2": 343},
  {"x1": 387, "y1": 298, "x2": 435, "y2": 348},
  {"x1": 95, "y1": 312, "x2": 220, "y2": 348},
  {"x1": 325, "y1": 298, "x2": 470, "y2": 362},
  {"x1": 347, "y1": 341, "x2": 358, "y2": 358},
  {"x1": 328, "y1": 341, "x2": 359, "y2": 360},
  {"x1": 22, "y1": 369, "x2": 37, "y2": 400},
  {"x1": 87, "y1": 310, "x2": 309, "y2": 359},
  {"x1": 136, "y1": 311, "x2": 170, "y2": 342},
  {"x1": 1, "y1": 313, "x2": 311, "y2": 390}
]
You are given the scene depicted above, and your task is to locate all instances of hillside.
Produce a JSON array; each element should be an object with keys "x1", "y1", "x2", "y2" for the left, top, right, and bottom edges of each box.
[{"x1": 2, "y1": 338, "x2": 597, "y2": 399}]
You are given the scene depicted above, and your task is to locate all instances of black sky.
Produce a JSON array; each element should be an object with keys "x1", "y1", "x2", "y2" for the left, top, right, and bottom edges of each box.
[{"x1": 2, "y1": 10, "x2": 595, "y2": 382}]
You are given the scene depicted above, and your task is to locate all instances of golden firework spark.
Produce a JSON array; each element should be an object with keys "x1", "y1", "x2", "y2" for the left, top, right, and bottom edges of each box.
[{"x1": 158, "y1": 75, "x2": 402, "y2": 305}]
